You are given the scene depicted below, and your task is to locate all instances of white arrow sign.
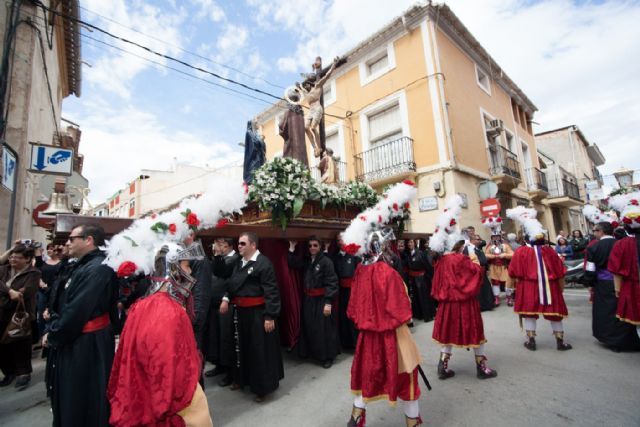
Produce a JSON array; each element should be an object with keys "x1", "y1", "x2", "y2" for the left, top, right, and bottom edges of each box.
[{"x1": 29, "y1": 143, "x2": 73, "y2": 175}]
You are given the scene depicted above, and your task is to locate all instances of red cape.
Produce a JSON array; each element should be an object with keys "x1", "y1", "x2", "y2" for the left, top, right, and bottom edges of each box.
[
  {"x1": 347, "y1": 261, "x2": 412, "y2": 331},
  {"x1": 108, "y1": 292, "x2": 201, "y2": 427},
  {"x1": 608, "y1": 237, "x2": 640, "y2": 324},
  {"x1": 431, "y1": 253, "x2": 482, "y2": 302}
]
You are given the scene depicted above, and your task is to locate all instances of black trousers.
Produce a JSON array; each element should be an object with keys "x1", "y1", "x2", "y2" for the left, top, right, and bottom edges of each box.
[{"x1": 0, "y1": 336, "x2": 32, "y2": 376}]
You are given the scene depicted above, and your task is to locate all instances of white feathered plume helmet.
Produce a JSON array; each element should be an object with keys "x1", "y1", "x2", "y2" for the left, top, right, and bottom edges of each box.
[
  {"x1": 341, "y1": 180, "x2": 417, "y2": 255},
  {"x1": 428, "y1": 194, "x2": 465, "y2": 254},
  {"x1": 607, "y1": 190, "x2": 640, "y2": 229},
  {"x1": 506, "y1": 206, "x2": 545, "y2": 243},
  {"x1": 481, "y1": 215, "x2": 503, "y2": 236},
  {"x1": 104, "y1": 176, "x2": 248, "y2": 277},
  {"x1": 582, "y1": 204, "x2": 618, "y2": 228}
]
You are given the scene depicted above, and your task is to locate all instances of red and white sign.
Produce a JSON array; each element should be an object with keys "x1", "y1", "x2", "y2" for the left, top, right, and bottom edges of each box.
[
  {"x1": 32, "y1": 203, "x2": 55, "y2": 228},
  {"x1": 480, "y1": 198, "x2": 501, "y2": 217}
]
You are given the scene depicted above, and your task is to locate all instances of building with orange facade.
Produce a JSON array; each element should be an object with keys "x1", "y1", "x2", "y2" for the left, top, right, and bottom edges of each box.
[{"x1": 255, "y1": 3, "x2": 586, "y2": 239}]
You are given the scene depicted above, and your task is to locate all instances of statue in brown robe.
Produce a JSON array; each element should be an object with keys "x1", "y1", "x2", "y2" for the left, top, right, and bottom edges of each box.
[{"x1": 279, "y1": 90, "x2": 308, "y2": 167}]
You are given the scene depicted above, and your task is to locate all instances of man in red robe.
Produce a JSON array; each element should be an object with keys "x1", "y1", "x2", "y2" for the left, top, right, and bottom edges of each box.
[
  {"x1": 108, "y1": 243, "x2": 213, "y2": 427},
  {"x1": 508, "y1": 238, "x2": 572, "y2": 351},
  {"x1": 431, "y1": 240, "x2": 497, "y2": 380},
  {"x1": 347, "y1": 233, "x2": 424, "y2": 427}
]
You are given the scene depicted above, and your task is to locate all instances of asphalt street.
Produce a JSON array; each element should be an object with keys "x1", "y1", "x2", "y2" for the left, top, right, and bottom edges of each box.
[{"x1": 1, "y1": 288, "x2": 639, "y2": 427}]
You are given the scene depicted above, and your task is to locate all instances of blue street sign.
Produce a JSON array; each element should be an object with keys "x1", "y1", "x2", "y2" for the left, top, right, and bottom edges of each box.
[
  {"x1": 29, "y1": 143, "x2": 73, "y2": 175},
  {"x1": 2, "y1": 146, "x2": 17, "y2": 192}
]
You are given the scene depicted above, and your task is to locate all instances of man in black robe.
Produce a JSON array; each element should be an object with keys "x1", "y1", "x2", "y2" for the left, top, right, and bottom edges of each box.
[
  {"x1": 405, "y1": 239, "x2": 436, "y2": 322},
  {"x1": 205, "y1": 238, "x2": 239, "y2": 386},
  {"x1": 183, "y1": 231, "x2": 212, "y2": 353},
  {"x1": 288, "y1": 236, "x2": 339, "y2": 368},
  {"x1": 214, "y1": 232, "x2": 283, "y2": 402},
  {"x1": 585, "y1": 222, "x2": 640, "y2": 351},
  {"x1": 44, "y1": 223, "x2": 117, "y2": 427},
  {"x1": 333, "y1": 234, "x2": 360, "y2": 350}
]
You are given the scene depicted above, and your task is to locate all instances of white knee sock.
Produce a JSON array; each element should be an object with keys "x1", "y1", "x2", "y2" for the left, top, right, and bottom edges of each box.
[
  {"x1": 506, "y1": 288, "x2": 513, "y2": 296},
  {"x1": 354, "y1": 395, "x2": 366, "y2": 409},
  {"x1": 401, "y1": 399, "x2": 420, "y2": 418},
  {"x1": 550, "y1": 321, "x2": 564, "y2": 333},
  {"x1": 441, "y1": 345, "x2": 452, "y2": 354},
  {"x1": 492, "y1": 285, "x2": 501, "y2": 296},
  {"x1": 473, "y1": 344, "x2": 486, "y2": 357},
  {"x1": 524, "y1": 318, "x2": 537, "y2": 332}
]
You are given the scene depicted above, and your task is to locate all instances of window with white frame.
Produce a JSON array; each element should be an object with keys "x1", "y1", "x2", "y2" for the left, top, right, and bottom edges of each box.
[
  {"x1": 475, "y1": 64, "x2": 491, "y2": 95},
  {"x1": 368, "y1": 103, "x2": 402, "y2": 145},
  {"x1": 505, "y1": 131, "x2": 516, "y2": 155},
  {"x1": 359, "y1": 43, "x2": 396, "y2": 86},
  {"x1": 325, "y1": 130, "x2": 341, "y2": 159},
  {"x1": 129, "y1": 199, "x2": 135, "y2": 209},
  {"x1": 322, "y1": 80, "x2": 336, "y2": 106}
]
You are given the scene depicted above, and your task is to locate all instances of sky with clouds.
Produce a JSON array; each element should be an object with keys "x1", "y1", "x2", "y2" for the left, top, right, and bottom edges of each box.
[{"x1": 62, "y1": 0, "x2": 640, "y2": 203}]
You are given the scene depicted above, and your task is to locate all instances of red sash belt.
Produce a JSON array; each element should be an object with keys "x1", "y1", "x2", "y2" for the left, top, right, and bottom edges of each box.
[
  {"x1": 408, "y1": 270, "x2": 426, "y2": 277},
  {"x1": 231, "y1": 296, "x2": 265, "y2": 307},
  {"x1": 490, "y1": 259, "x2": 505, "y2": 266},
  {"x1": 304, "y1": 288, "x2": 326, "y2": 297},
  {"x1": 82, "y1": 313, "x2": 110, "y2": 334},
  {"x1": 339, "y1": 278, "x2": 353, "y2": 288}
]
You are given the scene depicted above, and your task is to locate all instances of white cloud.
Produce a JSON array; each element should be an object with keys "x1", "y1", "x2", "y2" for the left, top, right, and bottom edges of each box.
[
  {"x1": 82, "y1": 0, "x2": 188, "y2": 98},
  {"x1": 192, "y1": 0, "x2": 226, "y2": 23},
  {"x1": 216, "y1": 24, "x2": 249, "y2": 59},
  {"x1": 67, "y1": 101, "x2": 242, "y2": 203}
]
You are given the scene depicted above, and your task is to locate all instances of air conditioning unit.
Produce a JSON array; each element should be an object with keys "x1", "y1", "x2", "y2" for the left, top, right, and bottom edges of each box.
[{"x1": 486, "y1": 119, "x2": 504, "y2": 137}]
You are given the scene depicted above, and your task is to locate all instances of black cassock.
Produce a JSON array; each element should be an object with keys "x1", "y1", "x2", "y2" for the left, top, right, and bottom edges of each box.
[
  {"x1": 47, "y1": 250, "x2": 117, "y2": 427},
  {"x1": 288, "y1": 251, "x2": 339, "y2": 361},
  {"x1": 190, "y1": 258, "x2": 212, "y2": 352},
  {"x1": 333, "y1": 252, "x2": 360, "y2": 350},
  {"x1": 205, "y1": 252, "x2": 239, "y2": 368},
  {"x1": 585, "y1": 238, "x2": 640, "y2": 351},
  {"x1": 464, "y1": 246, "x2": 495, "y2": 312},
  {"x1": 214, "y1": 253, "x2": 284, "y2": 396},
  {"x1": 406, "y1": 249, "x2": 437, "y2": 321}
]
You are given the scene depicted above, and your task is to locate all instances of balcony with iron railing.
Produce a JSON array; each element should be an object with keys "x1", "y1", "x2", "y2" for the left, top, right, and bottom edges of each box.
[
  {"x1": 545, "y1": 165, "x2": 583, "y2": 207},
  {"x1": 311, "y1": 159, "x2": 347, "y2": 184},
  {"x1": 354, "y1": 137, "x2": 416, "y2": 184},
  {"x1": 488, "y1": 144, "x2": 521, "y2": 191},
  {"x1": 526, "y1": 167, "x2": 548, "y2": 200}
]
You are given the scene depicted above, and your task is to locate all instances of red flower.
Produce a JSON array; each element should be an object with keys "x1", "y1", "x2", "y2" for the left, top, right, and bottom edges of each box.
[
  {"x1": 117, "y1": 261, "x2": 137, "y2": 278},
  {"x1": 631, "y1": 199, "x2": 639, "y2": 206},
  {"x1": 482, "y1": 218, "x2": 486, "y2": 224},
  {"x1": 378, "y1": 215, "x2": 382, "y2": 223},
  {"x1": 496, "y1": 217, "x2": 502, "y2": 223},
  {"x1": 635, "y1": 217, "x2": 640, "y2": 224},
  {"x1": 151, "y1": 213, "x2": 157, "y2": 219},
  {"x1": 488, "y1": 217, "x2": 493, "y2": 223},
  {"x1": 342, "y1": 243, "x2": 361, "y2": 255},
  {"x1": 169, "y1": 223, "x2": 177, "y2": 234},
  {"x1": 449, "y1": 219, "x2": 457, "y2": 227},
  {"x1": 404, "y1": 202, "x2": 410, "y2": 209},
  {"x1": 435, "y1": 227, "x2": 440, "y2": 233},
  {"x1": 402, "y1": 180, "x2": 415, "y2": 186},
  {"x1": 393, "y1": 203, "x2": 399, "y2": 211},
  {"x1": 444, "y1": 208, "x2": 448, "y2": 213},
  {"x1": 623, "y1": 217, "x2": 632, "y2": 224},
  {"x1": 216, "y1": 218, "x2": 229, "y2": 229},
  {"x1": 243, "y1": 182, "x2": 249, "y2": 194},
  {"x1": 186, "y1": 212, "x2": 200, "y2": 227},
  {"x1": 611, "y1": 221, "x2": 619, "y2": 228},
  {"x1": 360, "y1": 215, "x2": 367, "y2": 221}
]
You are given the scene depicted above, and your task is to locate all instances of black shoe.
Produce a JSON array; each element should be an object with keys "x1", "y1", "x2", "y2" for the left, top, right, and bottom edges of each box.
[
  {"x1": 524, "y1": 338, "x2": 536, "y2": 351},
  {"x1": 323, "y1": 359, "x2": 333, "y2": 369},
  {"x1": 218, "y1": 376, "x2": 232, "y2": 387},
  {"x1": 205, "y1": 366, "x2": 225, "y2": 377},
  {"x1": 0, "y1": 374, "x2": 16, "y2": 387},
  {"x1": 15, "y1": 375, "x2": 30, "y2": 391}
]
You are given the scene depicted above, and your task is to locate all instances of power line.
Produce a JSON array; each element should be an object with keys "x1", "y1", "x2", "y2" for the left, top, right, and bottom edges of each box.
[{"x1": 77, "y1": 3, "x2": 286, "y2": 91}]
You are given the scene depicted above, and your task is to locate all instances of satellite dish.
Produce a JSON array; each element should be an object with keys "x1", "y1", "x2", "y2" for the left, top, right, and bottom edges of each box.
[{"x1": 477, "y1": 180, "x2": 498, "y2": 201}]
